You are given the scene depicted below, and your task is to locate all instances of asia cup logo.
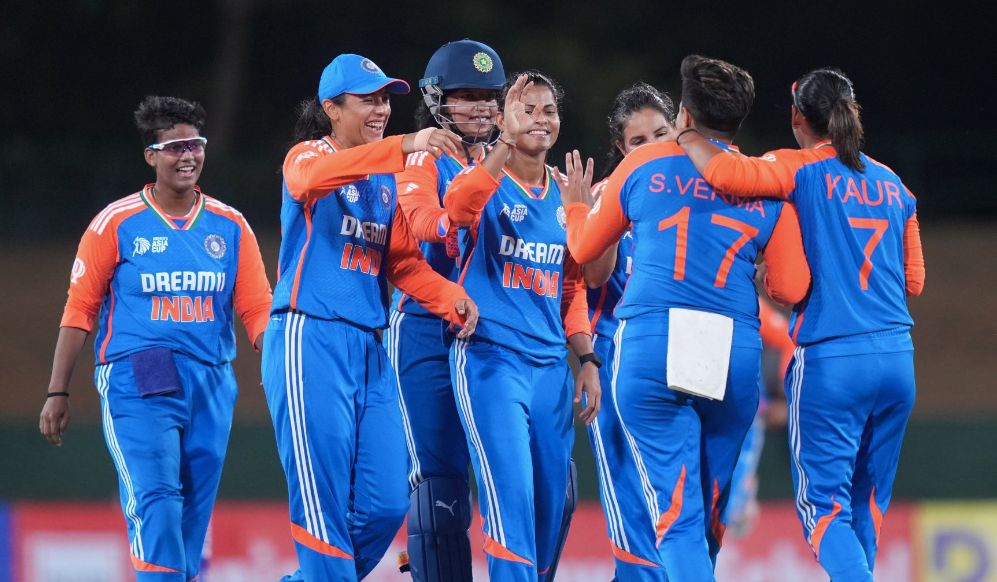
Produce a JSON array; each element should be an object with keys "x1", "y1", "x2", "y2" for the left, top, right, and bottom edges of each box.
[
  {"x1": 342, "y1": 184, "x2": 360, "y2": 203},
  {"x1": 133, "y1": 237, "x2": 151, "y2": 256},
  {"x1": 473, "y1": 52, "x2": 494, "y2": 73},
  {"x1": 557, "y1": 206, "x2": 567, "y2": 230},
  {"x1": 70, "y1": 258, "x2": 85, "y2": 284},
  {"x1": 204, "y1": 234, "x2": 226, "y2": 259},
  {"x1": 380, "y1": 185, "x2": 392, "y2": 209},
  {"x1": 360, "y1": 58, "x2": 382, "y2": 74}
]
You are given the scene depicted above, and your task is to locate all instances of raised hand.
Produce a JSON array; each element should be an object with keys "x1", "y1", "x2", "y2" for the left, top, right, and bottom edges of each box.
[
  {"x1": 402, "y1": 128, "x2": 464, "y2": 159},
  {"x1": 558, "y1": 149, "x2": 595, "y2": 207},
  {"x1": 500, "y1": 74, "x2": 543, "y2": 142}
]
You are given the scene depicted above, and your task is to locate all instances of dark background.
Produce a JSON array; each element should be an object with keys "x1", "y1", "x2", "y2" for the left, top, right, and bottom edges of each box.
[{"x1": 2, "y1": 0, "x2": 995, "y2": 501}]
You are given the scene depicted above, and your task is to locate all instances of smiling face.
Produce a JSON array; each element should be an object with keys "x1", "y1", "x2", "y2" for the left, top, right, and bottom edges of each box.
[
  {"x1": 325, "y1": 89, "x2": 392, "y2": 149},
  {"x1": 442, "y1": 88, "x2": 499, "y2": 141},
  {"x1": 143, "y1": 123, "x2": 204, "y2": 194},
  {"x1": 617, "y1": 107, "x2": 672, "y2": 156},
  {"x1": 501, "y1": 85, "x2": 560, "y2": 156}
]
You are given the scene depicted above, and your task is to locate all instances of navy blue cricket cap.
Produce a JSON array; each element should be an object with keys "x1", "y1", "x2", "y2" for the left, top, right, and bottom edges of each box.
[
  {"x1": 318, "y1": 54, "x2": 410, "y2": 102},
  {"x1": 421, "y1": 40, "x2": 505, "y2": 91}
]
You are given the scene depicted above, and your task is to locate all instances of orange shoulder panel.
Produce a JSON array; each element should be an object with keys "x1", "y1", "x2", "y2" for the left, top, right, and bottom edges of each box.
[
  {"x1": 396, "y1": 153, "x2": 448, "y2": 242},
  {"x1": 283, "y1": 135, "x2": 406, "y2": 203},
  {"x1": 61, "y1": 194, "x2": 146, "y2": 331},
  {"x1": 704, "y1": 147, "x2": 834, "y2": 199}
]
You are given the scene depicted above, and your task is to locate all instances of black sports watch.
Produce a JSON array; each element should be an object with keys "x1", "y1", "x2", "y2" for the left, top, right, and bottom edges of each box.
[{"x1": 578, "y1": 352, "x2": 602, "y2": 369}]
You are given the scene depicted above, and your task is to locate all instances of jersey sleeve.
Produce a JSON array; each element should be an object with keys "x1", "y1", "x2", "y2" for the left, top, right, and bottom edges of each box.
[
  {"x1": 758, "y1": 299, "x2": 795, "y2": 375},
  {"x1": 443, "y1": 165, "x2": 499, "y2": 227},
  {"x1": 385, "y1": 200, "x2": 471, "y2": 326},
  {"x1": 564, "y1": 183, "x2": 630, "y2": 265},
  {"x1": 396, "y1": 154, "x2": 448, "y2": 242},
  {"x1": 903, "y1": 212, "x2": 925, "y2": 296},
  {"x1": 762, "y1": 203, "x2": 812, "y2": 306},
  {"x1": 283, "y1": 135, "x2": 407, "y2": 203},
  {"x1": 61, "y1": 219, "x2": 120, "y2": 332},
  {"x1": 232, "y1": 219, "x2": 274, "y2": 347},
  {"x1": 703, "y1": 149, "x2": 811, "y2": 199},
  {"x1": 560, "y1": 252, "x2": 591, "y2": 338}
]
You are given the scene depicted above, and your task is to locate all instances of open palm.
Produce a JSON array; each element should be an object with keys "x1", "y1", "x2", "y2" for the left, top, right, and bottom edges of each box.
[{"x1": 502, "y1": 74, "x2": 544, "y2": 141}]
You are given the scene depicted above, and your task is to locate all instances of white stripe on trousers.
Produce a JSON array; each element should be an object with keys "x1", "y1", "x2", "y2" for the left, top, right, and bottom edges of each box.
[
  {"x1": 788, "y1": 346, "x2": 818, "y2": 535},
  {"x1": 285, "y1": 311, "x2": 329, "y2": 543},
  {"x1": 387, "y1": 311, "x2": 423, "y2": 490},
  {"x1": 97, "y1": 363, "x2": 145, "y2": 559},
  {"x1": 611, "y1": 320, "x2": 661, "y2": 528},
  {"x1": 588, "y1": 334, "x2": 630, "y2": 551},
  {"x1": 452, "y1": 338, "x2": 506, "y2": 546}
]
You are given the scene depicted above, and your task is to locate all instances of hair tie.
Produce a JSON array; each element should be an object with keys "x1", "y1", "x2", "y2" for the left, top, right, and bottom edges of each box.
[{"x1": 414, "y1": 127, "x2": 437, "y2": 152}]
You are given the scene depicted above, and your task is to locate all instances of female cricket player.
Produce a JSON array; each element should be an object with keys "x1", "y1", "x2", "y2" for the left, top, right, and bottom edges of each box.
[
  {"x1": 383, "y1": 39, "x2": 505, "y2": 582},
  {"x1": 262, "y1": 54, "x2": 480, "y2": 582},
  {"x1": 39, "y1": 96, "x2": 274, "y2": 581},
  {"x1": 582, "y1": 82, "x2": 678, "y2": 579},
  {"x1": 676, "y1": 67, "x2": 925, "y2": 582},
  {"x1": 562, "y1": 55, "x2": 811, "y2": 580},
  {"x1": 443, "y1": 71, "x2": 600, "y2": 582}
]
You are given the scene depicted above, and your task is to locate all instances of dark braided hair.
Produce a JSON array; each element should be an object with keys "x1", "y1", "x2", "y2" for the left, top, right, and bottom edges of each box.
[
  {"x1": 602, "y1": 82, "x2": 675, "y2": 178},
  {"x1": 679, "y1": 55, "x2": 754, "y2": 138},
  {"x1": 792, "y1": 68, "x2": 865, "y2": 172},
  {"x1": 134, "y1": 96, "x2": 206, "y2": 145},
  {"x1": 290, "y1": 94, "x2": 346, "y2": 144}
]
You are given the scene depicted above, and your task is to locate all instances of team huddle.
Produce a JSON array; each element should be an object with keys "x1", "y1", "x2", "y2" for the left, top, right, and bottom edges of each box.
[{"x1": 39, "y1": 38, "x2": 924, "y2": 582}]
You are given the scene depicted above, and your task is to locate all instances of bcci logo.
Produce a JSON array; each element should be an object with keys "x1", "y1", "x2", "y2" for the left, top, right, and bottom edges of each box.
[
  {"x1": 380, "y1": 185, "x2": 392, "y2": 209},
  {"x1": 360, "y1": 58, "x2": 382, "y2": 74},
  {"x1": 70, "y1": 258, "x2": 85, "y2": 284},
  {"x1": 473, "y1": 52, "x2": 494, "y2": 73},
  {"x1": 133, "y1": 237, "x2": 151, "y2": 256},
  {"x1": 342, "y1": 184, "x2": 360, "y2": 203},
  {"x1": 204, "y1": 234, "x2": 226, "y2": 259},
  {"x1": 556, "y1": 206, "x2": 567, "y2": 230}
]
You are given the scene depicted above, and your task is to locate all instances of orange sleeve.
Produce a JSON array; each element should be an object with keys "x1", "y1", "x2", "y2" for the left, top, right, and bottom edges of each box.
[
  {"x1": 564, "y1": 181, "x2": 629, "y2": 264},
  {"x1": 232, "y1": 218, "x2": 273, "y2": 348},
  {"x1": 762, "y1": 203, "x2": 812, "y2": 306},
  {"x1": 60, "y1": 216, "x2": 121, "y2": 332},
  {"x1": 443, "y1": 165, "x2": 499, "y2": 227},
  {"x1": 903, "y1": 212, "x2": 925, "y2": 296},
  {"x1": 396, "y1": 153, "x2": 448, "y2": 242},
  {"x1": 385, "y1": 200, "x2": 470, "y2": 326},
  {"x1": 758, "y1": 299, "x2": 794, "y2": 375},
  {"x1": 703, "y1": 149, "x2": 809, "y2": 199},
  {"x1": 560, "y1": 252, "x2": 591, "y2": 338},
  {"x1": 283, "y1": 135, "x2": 406, "y2": 203}
]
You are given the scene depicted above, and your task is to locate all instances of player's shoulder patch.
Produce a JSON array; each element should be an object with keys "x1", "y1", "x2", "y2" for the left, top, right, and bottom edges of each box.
[{"x1": 204, "y1": 196, "x2": 253, "y2": 233}]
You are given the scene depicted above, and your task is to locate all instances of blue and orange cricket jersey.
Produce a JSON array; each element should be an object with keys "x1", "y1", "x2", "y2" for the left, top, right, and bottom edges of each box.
[
  {"x1": 699, "y1": 142, "x2": 924, "y2": 348},
  {"x1": 444, "y1": 163, "x2": 590, "y2": 362},
  {"x1": 566, "y1": 141, "x2": 811, "y2": 343},
  {"x1": 586, "y1": 179, "x2": 635, "y2": 338},
  {"x1": 62, "y1": 185, "x2": 273, "y2": 365},
  {"x1": 273, "y1": 136, "x2": 470, "y2": 329},
  {"x1": 390, "y1": 149, "x2": 480, "y2": 315}
]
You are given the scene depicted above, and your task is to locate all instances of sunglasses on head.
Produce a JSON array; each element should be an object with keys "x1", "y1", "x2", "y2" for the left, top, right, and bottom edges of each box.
[{"x1": 148, "y1": 137, "x2": 208, "y2": 156}]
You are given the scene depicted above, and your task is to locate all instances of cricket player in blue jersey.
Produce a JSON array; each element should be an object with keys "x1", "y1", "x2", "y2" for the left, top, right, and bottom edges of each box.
[
  {"x1": 677, "y1": 67, "x2": 925, "y2": 582},
  {"x1": 383, "y1": 39, "x2": 505, "y2": 582},
  {"x1": 583, "y1": 82, "x2": 678, "y2": 579},
  {"x1": 443, "y1": 72, "x2": 601, "y2": 582},
  {"x1": 40, "y1": 96, "x2": 274, "y2": 581},
  {"x1": 563, "y1": 55, "x2": 811, "y2": 581}
]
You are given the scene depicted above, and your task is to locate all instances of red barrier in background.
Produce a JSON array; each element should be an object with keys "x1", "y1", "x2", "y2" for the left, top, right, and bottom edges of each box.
[{"x1": 9, "y1": 501, "x2": 914, "y2": 581}]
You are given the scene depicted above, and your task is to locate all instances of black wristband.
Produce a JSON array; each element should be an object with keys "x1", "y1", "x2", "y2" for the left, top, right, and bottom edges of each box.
[
  {"x1": 46, "y1": 392, "x2": 70, "y2": 398},
  {"x1": 676, "y1": 128, "x2": 700, "y2": 146},
  {"x1": 578, "y1": 352, "x2": 602, "y2": 369}
]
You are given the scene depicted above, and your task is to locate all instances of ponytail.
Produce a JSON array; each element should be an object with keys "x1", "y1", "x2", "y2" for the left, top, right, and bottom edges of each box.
[
  {"x1": 290, "y1": 96, "x2": 339, "y2": 144},
  {"x1": 793, "y1": 68, "x2": 865, "y2": 172},
  {"x1": 828, "y1": 97, "x2": 864, "y2": 172}
]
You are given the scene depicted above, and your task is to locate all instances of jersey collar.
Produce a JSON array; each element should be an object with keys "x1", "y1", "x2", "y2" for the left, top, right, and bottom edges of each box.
[
  {"x1": 140, "y1": 184, "x2": 206, "y2": 230},
  {"x1": 501, "y1": 165, "x2": 553, "y2": 200}
]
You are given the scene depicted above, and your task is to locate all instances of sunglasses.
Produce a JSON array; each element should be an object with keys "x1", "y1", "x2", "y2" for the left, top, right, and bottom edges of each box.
[{"x1": 148, "y1": 137, "x2": 208, "y2": 156}]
